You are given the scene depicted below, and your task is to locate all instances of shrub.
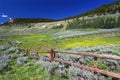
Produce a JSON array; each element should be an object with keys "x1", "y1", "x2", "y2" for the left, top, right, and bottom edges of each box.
[
  {"x1": 52, "y1": 24, "x2": 64, "y2": 29},
  {"x1": 66, "y1": 16, "x2": 120, "y2": 29}
]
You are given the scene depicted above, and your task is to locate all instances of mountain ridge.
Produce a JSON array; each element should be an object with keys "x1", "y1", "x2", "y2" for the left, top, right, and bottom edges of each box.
[
  {"x1": 1, "y1": 1, "x2": 120, "y2": 26},
  {"x1": 62, "y1": 1, "x2": 120, "y2": 20}
]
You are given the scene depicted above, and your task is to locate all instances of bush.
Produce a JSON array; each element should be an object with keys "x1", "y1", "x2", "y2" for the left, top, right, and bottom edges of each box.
[
  {"x1": 66, "y1": 16, "x2": 120, "y2": 29},
  {"x1": 52, "y1": 24, "x2": 64, "y2": 29}
]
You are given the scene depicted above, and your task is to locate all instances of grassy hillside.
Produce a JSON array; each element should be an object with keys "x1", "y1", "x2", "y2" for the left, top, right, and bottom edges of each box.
[
  {"x1": 0, "y1": 1, "x2": 120, "y2": 29},
  {"x1": 66, "y1": 15, "x2": 120, "y2": 29},
  {"x1": 63, "y1": 1, "x2": 120, "y2": 20}
]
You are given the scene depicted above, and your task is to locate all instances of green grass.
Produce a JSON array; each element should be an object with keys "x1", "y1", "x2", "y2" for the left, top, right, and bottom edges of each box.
[
  {"x1": 0, "y1": 31, "x2": 119, "y2": 80},
  {"x1": 57, "y1": 32, "x2": 120, "y2": 49},
  {"x1": 89, "y1": 59, "x2": 108, "y2": 69},
  {"x1": 0, "y1": 32, "x2": 120, "y2": 55},
  {"x1": 4, "y1": 34, "x2": 53, "y2": 51},
  {"x1": 0, "y1": 60, "x2": 69, "y2": 80},
  {"x1": 64, "y1": 36, "x2": 120, "y2": 48}
]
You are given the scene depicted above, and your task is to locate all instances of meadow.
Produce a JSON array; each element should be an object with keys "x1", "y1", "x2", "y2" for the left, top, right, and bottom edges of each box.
[
  {"x1": 0, "y1": 28, "x2": 120, "y2": 80},
  {"x1": 0, "y1": 29, "x2": 119, "y2": 55}
]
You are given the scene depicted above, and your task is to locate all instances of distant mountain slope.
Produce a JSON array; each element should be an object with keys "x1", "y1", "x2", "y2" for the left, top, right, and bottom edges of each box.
[
  {"x1": 63, "y1": 1, "x2": 120, "y2": 20},
  {"x1": 13, "y1": 18, "x2": 56, "y2": 23},
  {"x1": 0, "y1": 18, "x2": 56, "y2": 26},
  {"x1": 1, "y1": 1, "x2": 120, "y2": 27}
]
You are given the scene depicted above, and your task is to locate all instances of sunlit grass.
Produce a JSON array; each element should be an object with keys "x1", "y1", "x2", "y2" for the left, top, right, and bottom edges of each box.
[
  {"x1": 65, "y1": 37, "x2": 120, "y2": 48},
  {"x1": 0, "y1": 32, "x2": 120, "y2": 53},
  {"x1": 0, "y1": 31, "x2": 120, "y2": 80}
]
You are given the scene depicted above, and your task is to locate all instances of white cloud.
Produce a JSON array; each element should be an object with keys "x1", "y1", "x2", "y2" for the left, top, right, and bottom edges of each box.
[
  {"x1": 1, "y1": 14, "x2": 8, "y2": 18},
  {"x1": 9, "y1": 18, "x2": 12, "y2": 20},
  {"x1": 0, "y1": 23, "x2": 3, "y2": 25}
]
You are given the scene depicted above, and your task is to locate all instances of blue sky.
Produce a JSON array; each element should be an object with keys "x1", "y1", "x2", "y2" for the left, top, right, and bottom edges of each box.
[{"x1": 0, "y1": 0, "x2": 117, "y2": 24}]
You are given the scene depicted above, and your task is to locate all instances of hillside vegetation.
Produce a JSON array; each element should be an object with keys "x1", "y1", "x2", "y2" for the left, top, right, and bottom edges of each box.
[
  {"x1": 0, "y1": 18, "x2": 56, "y2": 26},
  {"x1": 1, "y1": 1, "x2": 120, "y2": 29},
  {"x1": 66, "y1": 15, "x2": 120, "y2": 29},
  {"x1": 63, "y1": 1, "x2": 120, "y2": 19},
  {"x1": 63, "y1": 1, "x2": 120, "y2": 29},
  {"x1": 0, "y1": 31, "x2": 120, "y2": 80}
]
